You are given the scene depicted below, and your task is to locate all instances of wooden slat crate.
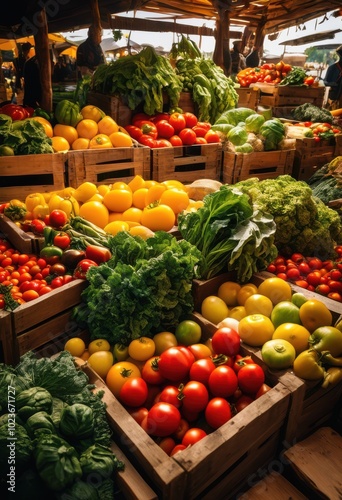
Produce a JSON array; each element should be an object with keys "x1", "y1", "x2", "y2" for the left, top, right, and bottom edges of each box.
[
  {"x1": 0, "y1": 214, "x2": 44, "y2": 254},
  {"x1": 177, "y1": 92, "x2": 196, "y2": 114},
  {"x1": 6, "y1": 279, "x2": 87, "y2": 365},
  {"x1": 240, "y1": 471, "x2": 307, "y2": 499},
  {"x1": 0, "y1": 153, "x2": 66, "y2": 203},
  {"x1": 0, "y1": 310, "x2": 14, "y2": 364},
  {"x1": 78, "y1": 339, "x2": 291, "y2": 499},
  {"x1": 292, "y1": 137, "x2": 336, "y2": 181},
  {"x1": 256, "y1": 84, "x2": 325, "y2": 107},
  {"x1": 236, "y1": 87, "x2": 260, "y2": 110},
  {"x1": 86, "y1": 91, "x2": 133, "y2": 127},
  {"x1": 151, "y1": 143, "x2": 222, "y2": 184},
  {"x1": 222, "y1": 149, "x2": 295, "y2": 184},
  {"x1": 67, "y1": 147, "x2": 151, "y2": 188}
]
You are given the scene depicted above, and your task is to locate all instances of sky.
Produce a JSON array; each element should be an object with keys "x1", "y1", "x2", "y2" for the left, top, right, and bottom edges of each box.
[{"x1": 61, "y1": 9, "x2": 342, "y2": 57}]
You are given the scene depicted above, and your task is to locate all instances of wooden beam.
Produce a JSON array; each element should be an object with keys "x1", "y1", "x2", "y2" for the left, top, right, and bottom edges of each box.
[{"x1": 34, "y1": 9, "x2": 52, "y2": 112}]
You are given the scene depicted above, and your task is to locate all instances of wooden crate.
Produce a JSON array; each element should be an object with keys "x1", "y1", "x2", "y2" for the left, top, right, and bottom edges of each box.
[
  {"x1": 86, "y1": 91, "x2": 133, "y2": 127},
  {"x1": 292, "y1": 137, "x2": 336, "y2": 181},
  {"x1": 177, "y1": 92, "x2": 196, "y2": 114},
  {"x1": 236, "y1": 87, "x2": 260, "y2": 110},
  {"x1": 0, "y1": 153, "x2": 66, "y2": 203},
  {"x1": 256, "y1": 84, "x2": 325, "y2": 107},
  {"x1": 222, "y1": 149, "x2": 295, "y2": 184},
  {"x1": 0, "y1": 310, "x2": 14, "y2": 364},
  {"x1": 6, "y1": 279, "x2": 87, "y2": 365},
  {"x1": 0, "y1": 214, "x2": 44, "y2": 254},
  {"x1": 78, "y1": 341, "x2": 291, "y2": 499},
  {"x1": 151, "y1": 143, "x2": 222, "y2": 184},
  {"x1": 67, "y1": 146, "x2": 151, "y2": 188}
]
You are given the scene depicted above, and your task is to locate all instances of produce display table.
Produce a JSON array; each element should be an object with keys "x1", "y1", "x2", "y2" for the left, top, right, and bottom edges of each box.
[
  {"x1": 236, "y1": 87, "x2": 260, "y2": 110},
  {"x1": 255, "y1": 83, "x2": 326, "y2": 108}
]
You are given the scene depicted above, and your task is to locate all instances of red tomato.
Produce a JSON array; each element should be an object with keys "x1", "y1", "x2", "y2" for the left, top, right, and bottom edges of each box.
[
  {"x1": 298, "y1": 262, "x2": 310, "y2": 275},
  {"x1": 255, "y1": 383, "x2": 272, "y2": 399},
  {"x1": 286, "y1": 267, "x2": 300, "y2": 280},
  {"x1": 141, "y1": 356, "x2": 166, "y2": 385},
  {"x1": 330, "y1": 269, "x2": 342, "y2": 281},
  {"x1": 192, "y1": 125, "x2": 208, "y2": 137},
  {"x1": 155, "y1": 139, "x2": 173, "y2": 148},
  {"x1": 150, "y1": 113, "x2": 170, "y2": 123},
  {"x1": 158, "y1": 347, "x2": 192, "y2": 381},
  {"x1": 146, "y1": 402, "x2": 181, "y2": 437},
  {"x1": 180, "y1": 381, "x2": 209, "y2": 413},
  {"x1": 132, "y1": 112, "x2": 151, "y2": 124},
  {"x1": 235, "y1": 395, "x2": 254, "y2": 412},
  {"x1": 183, "y1": 112, "x2": 198, "y2": 128},
  {"x1": 156, "y1": 120, "x2": 175, "y2": 139},
  {"x1": 328, "y1": 280, "x2": 342, "y2": 293},
  {"x1": 182, "y1": 428, "x2": 207, "y2": 447},
  {"x1": 189, "y1": 357, "x2": 216, "y2": 386},
  {"x1": 205, "y1": 397, "x2": 232, "y2": 429},
  {"x1": 158, "y1": 437, "x2": 176, "y2": 456},
  {"x1": 306, "y1": 271, "x2": 322, "y2": 287},
  {"x1": 169, "y1": 112, "x2": 186, "y2": 133},
  {"x1": 196, "y1": 121, "x2": 211, "y2": 132},
  {"x1": 38, "y1": 285, "x2": 53, "y2": 296},
  {"x1": 30, "y1": 219, "x2": 46, "y2": 234},
  {"x1": 85, "y1": 244, "x2": 111, "y2": 264},
  {"x1": 53, "y1": 232, "x2": 71, "y2": 250},
  {"x1": 169, "y1": 135, "x2": 183, "y2": 146},
  {"x1": 158, "y1": 385, "x2": 182, "y2": 409},
  {"x1": 233, "y1": 355, "x2": 254, "y2": 373},
  {"x1": 50, "y1": 276, "x2": 64, "y2": 288},
  {"x1": 127, "y1": 407, "x2": 148, "y2": 425},
  {"x1": 49, "y1": 209, "x2": 68, "y2": 228},
  {"x1": 208, "y1": 365, "x2": 238, "y2": 398},
  {"x1": 204, "y1": 130, "x2": 221, "y2": 143},
  {"x1": 211, "y1": 327, "x2": 241, "y2": 357},
  {"x1": 119, "y1": 377, "x2": 148, "y2": 407},
  {"x1": 237, "y1": 364, "x2": 265, "y2": 395},
  {"x1": 328, "y1": 292, "x2": 342, "y2": 302},
  {"x1": 124, "y1": 125, "x2": 143, "y2": 140},
  {"x1": 172, "y1": 418, "x2": 190, "y2": 441},
  {"x1": 316, "y1": 283, "x2": 330, "y2": 295},
  {"x1": 139, "y1": 134, "x2": 158, "y2": 148},
  {"x1": 73, "y1": 259, "x2": 98, "y2": 279},
  {"x1": 170, "y1": 444, "x2": 187, "y2": 456},
  {"x1": 178, "y1": 128, "x2": 197, "y2": 145},
  {"x1": 195, "y1": 137, "x2": 207, "y2": 144},
  {"x1": 307, "y1": 257, "x2": 323, "y2": 270}
]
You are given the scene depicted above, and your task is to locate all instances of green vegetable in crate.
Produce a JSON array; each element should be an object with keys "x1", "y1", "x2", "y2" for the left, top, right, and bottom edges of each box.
[
  {"x1": 0, "y1": 421, "x2": 33, "y2": 471},
  {"x1": 34, "y1": 433, "x2": 82, "y2": 491},
  {"x1": 227, "y1": 125, "x2": 248, "y2": 146},
  {"x1": 51, "y1": 397, "x2": 68, "y2": 427},
  {"x1": 55, "y1": 99, "x2": 83, "y2": 127},
  {"x1": 25, "y1": 411, "x2": 56, "y2": 438},
  {"x1": 59, "y1": 403, "x2": 94, "y2": 440},
  {"x1": 3, "y1": 201, "x2": 27, "y2": 221},
  {"x1": 293, "y1": 348, "x2": 325, "y2": 380},
  {"x1": 259, "y1": 119, "x2": 285, "y2": 150},
  {"x1": 279, "y1": 66, "x2": 306, "y2": 86},
  {"x1": 80, "y1": 443, "x2": 118, "y2": 478},
  {"x1": 58, "y1": 479, "x2": 100, "y2": 499},
  {"x1": 0, "y1": 118, "x2": 54, "y2": 155},
  {"x1": 214, "y1": 107, "x2": 255, "y2": 126},
  {"x1": 16, "y1": 387, "x2": 53, "y2": 420},
  {"x1": 308, "y1": 326, "x2": 342, "y2": 357},
  {"x1": 244, "y1": 113, "x2": 265, "y2": 133},
  {"x1": 292, "y1": 103, "x2": 333, "y2": 124},
  {"x1": 235, "y1": 143, "x2": 254, "y2": 153}
]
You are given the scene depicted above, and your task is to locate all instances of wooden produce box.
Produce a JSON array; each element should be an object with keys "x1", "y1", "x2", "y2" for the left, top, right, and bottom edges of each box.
[
  {"x1": 222, "y1": 149, "x2": 295, "y2": 184},
  {"x1": 0, "y1": 214, "x2": 44, "y2": 254},
  {"x1": 78, "y1": 343, "x2": 291, "y2": 499},
  {"x1": 67, "y1": 147, "x2": 151, "y2": 188},
  {"x1": 0, "y1": 152, "x2": 67, "y2": 203},
  {"x1": 0, "y1": 310, "x2": 13, "y2": 364},
  {"x1": 86, "y1": 91, "x2": 133, "y2": 127},
  {"x1": 151, "y1": 143, "x2": 222, "y2": 184},
  {"x1": 6, "y1": 279, "x2": 87, "y2": 365},
  {"x1": 292, "y1": 137, "x2": 336, "y2": 181},
  {"x1": 177, "y1": 92, "x2": 196, "y2": 114},
  {"x1": 256, "y1": 84, "x2": 325, "y2": 107},
  {"x1": 236, "y1": 87, "x2": 260, "y2": 110}
]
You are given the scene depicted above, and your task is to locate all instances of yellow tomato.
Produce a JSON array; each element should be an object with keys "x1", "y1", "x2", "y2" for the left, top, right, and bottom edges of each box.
[
  {"x1": 141, "y1": 203, "x2": 176, "y2": 232},
  {"x1": 104, "y1": 220, "x2": 130, "y2": 235},
  {"x1": 299, "y1": 299, "x2": 333, "y2": 332},
  {"x1": 162, "y1": 180, "x2": 186, "y2": 190},
  {"x1": 98, "y1": 116, "x2": 119, "y2": 135},
  {"x1": 31, "y1": 116, "x2": 53, "y2": 137},
  {"x1": 80, "y1": 349, "x2": 90, "y2": 361},
  {"x1": 237, "y1": 284, "x2": 258, "y2": 306},
  {"x1": 257, "y1": 277, "x2": 292, "y2": 305},
  {"x1": 88, "y1": 351, "x2": 114, "y2": 379},
  {"x1": 89, "y1": 134, "x2": 113, "y2": 149},
  {"x1": 80, "y1": 105, "x2": 105, "y2": 122},
  {"x1": 152, "y1": 332, "x2": 178, "y2": 355},
  {"x1": 132, "y1": 188, "x2": 149, "y2": 209},
  {"x1": 217, "y1": 281, "x2": 241, "y2": 307},
  {"x1": 53, "y1": 124, "x2": 78, "y2": 146},
  {"x1": 73, "y1": 182, "x2": 98, "y2": 203},
  {"x1": 122, "y1": 207, "x2": 142, "y2": 223},
  {"x1": 244, "y1": 293, "x2": 274, "y2": 317},
  {"x1": 109, "y1": 131, "x2": 133, "y2": 148},
  {"x1": 71, "y1": 137, "x2": 90, "y2": 150},
  {"x1": 48, "y1": 193, "x2": 80, "y2": 217},
  {"x1": 79, "y1": 200, "x2": 109, "y2": 229},
  {"x1": 108, "y1": 212, "x2": 124, "y2": 222},
  {"x1": 97, "y1": 184, "x2": 111, "y2": 197},
  {"x1": 159, "y1": 188, "x2": 190, "y2": 215},
  {"x1": 145, "y1": 183, "x2": 167, "y2": 205},
  {"x1": 112, "y1": 181, "x2": 131, "y2": 191},
  {"x1": 201, "y1": 295, "x2": 229, "y2": 324},
  {"x1": 129, "y1": 225, "x2": 155, "y2": 240},
  {"x1": 272, "y1": 323, "x2": 310, "y2": 355},
  {"x1": 25, "y1": 192, "x2": 46, "y2": 212},
  {"x1": 64, "y1": 337, "x2": 86, "y2": 357},
  {"x1": 103, "y1": 188, "x2": 132, "y2": 212},
  {"x1": 88, "y1": 338, "x2": 111, "y2": 355},
  {"x1": 128, "y1": 175, "x2": 145, "y2": 192},
  {"x1": 238, "y1": 314, "x2": 275, "y2": 347},
  {"x1": 76, "y1": 119, "x2": 99, "y2": 139},
  {"x1": 32, "y1": 203, "x2": 50, "y2": 219},
  {"x1": 128, "y1": 337, "x2": 156, "y2": 361},
  {"x1": 51, "y1": 136, "x2": 70, "y2": 152},
  {"x1": 106, "y1": 361, "x2": 141, "y2": 398}
]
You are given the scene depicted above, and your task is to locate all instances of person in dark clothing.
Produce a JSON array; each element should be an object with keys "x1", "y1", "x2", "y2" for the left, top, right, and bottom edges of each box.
[
  {"x1": 230, "y1": 40, "x2": 246, "y2": 77},
  {"x1": 324, "y1": 46, "x2": 342, "y2": 110},
  {"x1": 13, "y1": 42, "x2": 32, "y2": 91},
  {"x1": 23, "y1": 55, "x2": 42, "y2": 108},
  {"x1": 76, "y1": 24, "x2": 105, "y2": 76},
  {"x1": 53, "y1": 56, "x2": 68, "y2": 82},
  {"x1": 246, "y1": 47, "x2": 260, "y2": 68}
]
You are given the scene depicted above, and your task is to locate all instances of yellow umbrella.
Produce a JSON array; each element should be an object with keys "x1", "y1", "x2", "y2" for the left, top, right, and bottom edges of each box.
[
  {"x1": 0, "y1": 33, "x2": 67, "y2": 53},
  {"x1": 60, "y1": 46, "x2": 77, "y2": 58}
]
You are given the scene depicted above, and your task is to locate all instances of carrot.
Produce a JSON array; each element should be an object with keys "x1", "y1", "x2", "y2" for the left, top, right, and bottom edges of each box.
[{"x1": 330, "y1": 108, "x2": 342, "y2": 117}]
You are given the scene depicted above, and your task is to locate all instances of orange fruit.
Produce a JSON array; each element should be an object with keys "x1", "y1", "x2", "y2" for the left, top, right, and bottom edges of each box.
[
  {"x1": 76, "y1": 119, "x2": 99, "y2": 139},
  {"x1": 64, "y1": 337, "x2": 86, "y2": 357},
  {"x1": 31, "y1": 116, "x2": 53, "y2": 137},
  {"x1": 122, "y1": 207, "x2": 143, "y2": 223},
  {"x1": 159, "y1": 188, "x2": 190, "y2": 215},
  {"x1": 103, "y1": 189, "x2": 132, "y2": 212},
  {"x1": 132, "y1": 188, "x2": 149, "y2": 209},
  {"x1": 98, "y1": 116, "x2": 119, "y2": 135},
  {"x1": 53, "y1": 124, "x2": 78, "y2": 146},
  {"x1": 237, "y1": 284, "x2": 258, "y2": 306},
  {"x1": 51, "y1": 136, "x2": 70, "y2": 152},
  {"x1": 71, "y1": 137, "x2": 90, "y2": 150}
]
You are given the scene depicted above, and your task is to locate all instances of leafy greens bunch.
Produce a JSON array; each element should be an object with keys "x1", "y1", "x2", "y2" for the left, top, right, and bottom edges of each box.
[
  {"x1": 91, "y1": 46, "x2": 182, "y2": 115},
  {"x1": 178, "y1": 185, "x2": 278, "y2": 282},
  {"x1": 233, "y1": 175, "x2": 342, "y2": 259},
  {"x1": 0, "y1": 114, "x2": 54, "y2": 155},
  {"x1": 72, "y1": 231, "x2": 202, "y2": 345},
  {"x1": 0, "y1": 351, "x2": 123, "y2": 499}
]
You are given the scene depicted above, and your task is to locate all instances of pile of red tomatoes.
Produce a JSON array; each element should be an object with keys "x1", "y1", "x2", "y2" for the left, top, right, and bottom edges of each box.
[{"x1": 266, "y1": 247, "x2": 342, "y2": 302}]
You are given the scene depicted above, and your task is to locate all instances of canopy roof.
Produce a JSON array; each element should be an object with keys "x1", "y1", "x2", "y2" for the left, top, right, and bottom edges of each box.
[{"x1": 0, "y1": 0, "x2": 341, "y2": 39}]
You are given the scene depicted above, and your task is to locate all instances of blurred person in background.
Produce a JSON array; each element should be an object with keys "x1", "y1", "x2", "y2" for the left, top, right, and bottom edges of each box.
[
  {"x1": 246, "y1": 46, "x2": 261, "y2": 68},
  {"x1": 14, "y1": 42, "x2": 32, "y2": 92},
  {"x1": 23, "y1": 52, "x2": 42, "y2": 108},
  {"x1": 76, "y1": 24, "x2": 105, "y2": 77},
  {"x1": 230, "y1": 40, "x2": 246, "y2": 78},
  {"x1": 324, "y1": 45, "x2": 342, "y2": 110}
]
